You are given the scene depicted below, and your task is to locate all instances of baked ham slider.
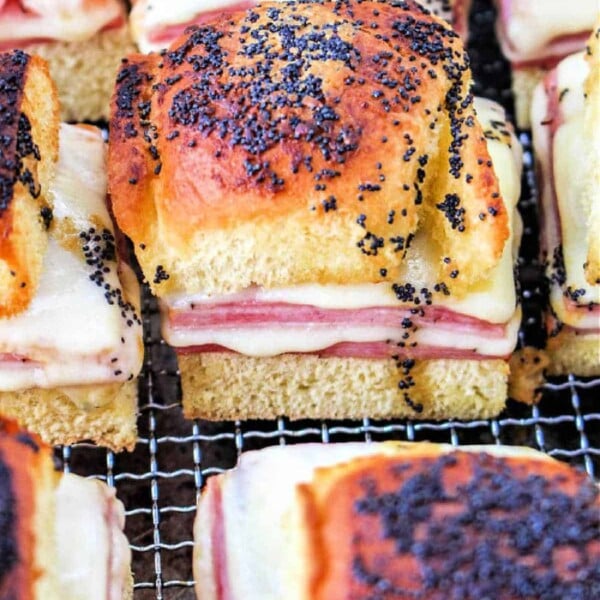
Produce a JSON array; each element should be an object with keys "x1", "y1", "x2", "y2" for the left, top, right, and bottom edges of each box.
[
  {"x1": 109, "y1": 0, "x2": 523, "y2": 421},
  {"x1": 0, "y1": 418, "x2": 132, "y2": 600},
  {"x1": 0, "y1": 50, "x2": 143, "y2": 450},
  {"x1": 531, "y1": 25, "x2": 600, "y2": 376},
  {"x1": 194, "y1": 442, "x2": 600, "y2": 600},
  {"x1": 493, "y1": 0, "x2": 599, "y2": 128},
  {"x1": 129, "y1": 0, "x2": 472, "y2": 54},
  {"x1": 0, "y1": 0, "x2": 135, "y2": 121}
]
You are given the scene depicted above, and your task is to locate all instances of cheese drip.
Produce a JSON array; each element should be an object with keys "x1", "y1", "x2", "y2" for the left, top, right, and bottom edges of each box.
[
  {"x1": 531, "y1": 51, "x2": 600, "y2": 329},
  {"x1": 0, "y1": 124, "x2": 143, "y2": 392}
]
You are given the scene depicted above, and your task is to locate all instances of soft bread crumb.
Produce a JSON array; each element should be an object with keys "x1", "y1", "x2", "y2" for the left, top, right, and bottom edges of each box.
[
  {"x1": 180, "y1": 353, "x2": 508, "y2": 421},
  {"x1": 0, "y1": 381, "x2": 138, "y2": 451},
  {"x1": 25, "y1": 26, "x2": 135, "y2": 122},
  {"x1": 546, "y1": 328, "x2": 600, "y2": 377},
  {"x1": 508, "y1": 347, "x2": 550, "y2": 405},
  {"x1": 514, "y1": 67, "x2": 547, "y2": 129}
]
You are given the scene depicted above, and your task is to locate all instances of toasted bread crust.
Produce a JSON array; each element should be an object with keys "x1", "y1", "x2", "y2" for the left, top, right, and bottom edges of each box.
[
  {"x1": 110, "y1": 0, "x2": 508, "y2": 298},
  {"x1": 0, "y1": 50, "x2": 58, "y2": 317},
  {"x1": 300, "y1": 449, "x2": 600, "y2": 599},
  {"x1": 0, "y1": 419, "x2": 58, "y2": 599}
]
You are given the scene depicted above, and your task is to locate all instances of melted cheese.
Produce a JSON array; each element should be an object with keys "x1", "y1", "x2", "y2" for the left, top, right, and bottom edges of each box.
[
  {"x1": 162, "y1": 98, "x2": 522, "y2": 356},
  {"x1": 55, "y1": 474, "x2": 131, "y2": 600},
  {"x1": 532, "y1": 52, "x2": 600, "y2": 329},
  {"x1": 0, "y1": 0, "x2": 123, "y2": 44},
  {"x1": 497, "y1": 0, "x2": 597, "y2": 62},
  {"x1": 167, "y1": 310, "x2": 521, "y2": 357},
  {"x1": 131, "y1": 0, "x2": 260, "y2": 52},
  {"x1": 0, "y1": 124, "x2": 143, "y2": 392}
]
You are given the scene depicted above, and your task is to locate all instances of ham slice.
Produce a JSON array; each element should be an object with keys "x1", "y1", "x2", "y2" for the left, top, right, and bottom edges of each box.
[
  {"x1": 168, "y1": 301, "x2": 517, "y2": 360},
  {"x1": 168, "y1": 302, "x2": 506, "y2": 334}
]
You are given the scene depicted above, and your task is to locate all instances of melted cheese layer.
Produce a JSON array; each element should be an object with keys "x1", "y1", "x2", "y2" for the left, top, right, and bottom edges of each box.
[
  {"x1": 162, "y1": 98, "x2": 522, "y2": 356},
  {"x1": 0, "y1": 0, "x2": 124, "y2": 44},
  {"x1": 497, "y1": 0, "x2": 597, "y2": 62},
  {"x1": 0, "y1": 124, "x2": 143, "y2": 391},
  {"x1": 55, "y1": 474, "x2": 131, "y2": 600},
  {"x1": 532, "y1": 52, "x2": 600, "y2": 329}
]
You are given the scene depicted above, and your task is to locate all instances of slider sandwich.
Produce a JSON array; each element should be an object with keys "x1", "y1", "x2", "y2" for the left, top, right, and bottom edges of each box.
[
  {"x1": 0, "y1": 418, "x2": 132, "y2": 600},
  {"x1": 130, "y1": 0, "x2": 471, "y2": 53},
  {"x1": 531, "y1": 25, "x2": 600, "y2": 376},
  {"x1": 194, "y1": 442, "x2": 600, "y2": 600},
  {"x1": 0, "y1": 50, "x2": 142, "y2": 450},
  {"x1": 493, "y1": 0, "x2": 598, "y2": 128},
  {"x1": 109, "y1": 0, "x2": 523, "y2": 421},
  {"x1": 0, "y1": 0, "x2": 135, "y2": 121}
]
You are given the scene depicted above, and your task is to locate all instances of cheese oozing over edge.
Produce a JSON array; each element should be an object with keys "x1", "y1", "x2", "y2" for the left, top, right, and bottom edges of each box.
[
  {"x1": 161, "y1": 98, "x2": 523, "y2": 357},
  {"x1": 55, "y1": 473, "x2": 131, "y2": 600},
  {"x1": 194, "y1": 443, "x2": 552, "y2": 600},
  {"x1": 0, "y1": 0, "x2": 124, "y2": 44},
  {"x1": 531, "y1": 51, "x2": 600, "y2": 330},
  {"x1": 496, "y1": 0, "x2": 597, "y2": 63},
  {"x1": 0, "y1": 124, "x2": 143, "y2": 391}
]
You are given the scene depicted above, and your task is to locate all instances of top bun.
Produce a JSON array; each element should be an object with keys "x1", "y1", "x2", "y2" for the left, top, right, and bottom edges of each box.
[
  {"x1": 0, "y1": 50, "x2": 59, "y2": 316},
  {"x1": 110, "y1": 0, "x2": 508, "y2": 298}
]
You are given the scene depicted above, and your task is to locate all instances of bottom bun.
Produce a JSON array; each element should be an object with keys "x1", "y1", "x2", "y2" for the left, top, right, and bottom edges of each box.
[
  {"x1": 25, "y1": 25, "x2": 135, "y2": 122},
  {"x1": 546, "y1": 328, "x2": 600, "y2": 377},
  {"x1": 0, "y1": 381, "x2": 137, "y2": 451},
  {"x1": 180, "y1": 353, "x2": 509, "y2": 421}
]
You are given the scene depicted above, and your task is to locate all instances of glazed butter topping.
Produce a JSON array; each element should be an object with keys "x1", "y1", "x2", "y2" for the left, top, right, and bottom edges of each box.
[
  {"x1": 310, "y1": 451, "x2": 600, "y2": 599},
  {"x1": 0, "y1": 124, "x2": 142, "y2": 392}
]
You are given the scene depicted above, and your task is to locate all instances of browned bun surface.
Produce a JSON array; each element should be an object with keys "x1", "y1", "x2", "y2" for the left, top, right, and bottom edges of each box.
[
  {"x1": 0, "y1": 50, "x2": 58, "y2": 317},
  {"x1": 0, "y1": 418, "x2": 58, "y2": 599},
  {"x1": 301, "y1": 448, "x2": 600, "y2": 599},
  {"x1": 110, "y1": 0, "x2": 508, "y2": 297}
]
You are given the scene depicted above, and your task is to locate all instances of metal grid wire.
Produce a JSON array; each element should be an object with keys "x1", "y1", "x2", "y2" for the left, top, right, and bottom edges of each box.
[{"x1": 56, "y1": 1, "x2": 600, "y2": 598}]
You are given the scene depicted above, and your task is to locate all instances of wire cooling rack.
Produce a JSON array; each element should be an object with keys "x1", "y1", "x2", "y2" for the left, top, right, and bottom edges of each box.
[{"x1": 56, "y1": 1, "x2": 600, "y2": 598}]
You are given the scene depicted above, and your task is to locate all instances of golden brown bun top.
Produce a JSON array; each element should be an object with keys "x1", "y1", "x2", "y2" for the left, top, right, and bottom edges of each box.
[
  {"x1": 0, "y1": 50, "x2": 58, "y2": 316},
  {"x1": 0, "y1": 418, "x2": 56, "y2": 598},
  {"x1": 110, "y1": 0, "x2": 508, "y2": 293},
  {"x1": 300, "y1": 448, "x2": 600, "y2": 600}
]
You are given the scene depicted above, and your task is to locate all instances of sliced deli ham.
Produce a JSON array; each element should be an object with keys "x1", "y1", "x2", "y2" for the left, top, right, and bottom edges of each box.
[{"x1": 167, "y1": 302, "x2": 508, "y2": 332}]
